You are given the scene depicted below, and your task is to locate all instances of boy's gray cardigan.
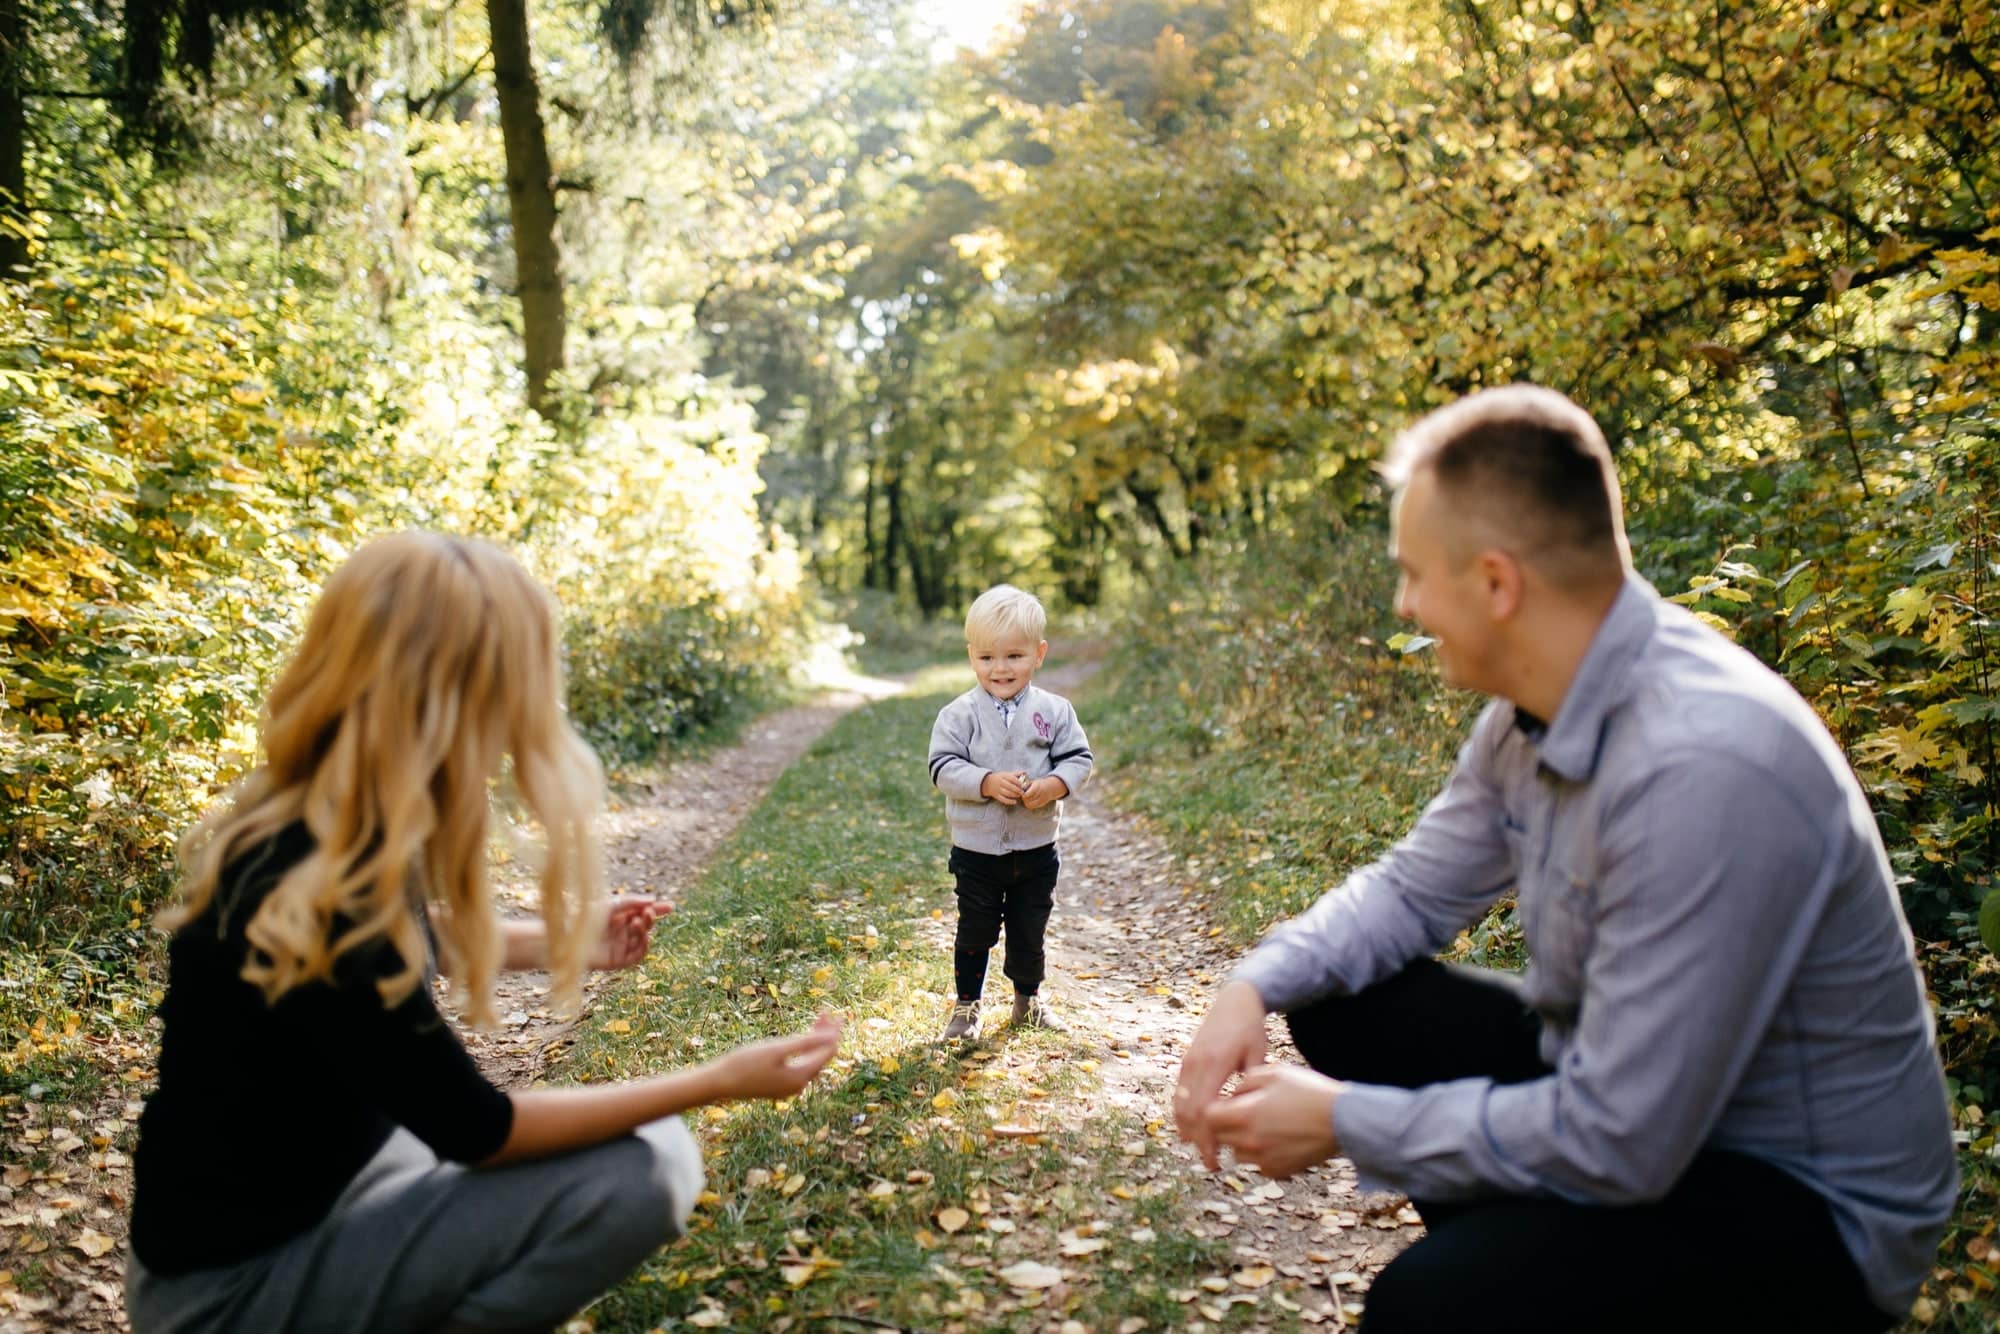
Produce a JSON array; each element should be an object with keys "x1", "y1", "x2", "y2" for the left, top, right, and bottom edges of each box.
[{"x1": 927, "y1": 685, "x2": 1094, "y2": 856}]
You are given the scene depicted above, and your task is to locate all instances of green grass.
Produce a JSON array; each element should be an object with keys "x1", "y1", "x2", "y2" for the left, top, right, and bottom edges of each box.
[{"x1": 562, "y1": 672, "x2": 1224, "y2": 1331}]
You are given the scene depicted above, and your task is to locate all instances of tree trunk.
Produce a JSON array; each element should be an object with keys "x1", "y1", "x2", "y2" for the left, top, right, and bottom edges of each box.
[
  {"x1": 881, "y1": 467, "x2": 904, "y2": 596},
  {"x1": 0, "y1": 0, "x2": 26, "y2": 279},
  {"x1": 487, "y1": 0, "x2": 563, "y2": 412}
]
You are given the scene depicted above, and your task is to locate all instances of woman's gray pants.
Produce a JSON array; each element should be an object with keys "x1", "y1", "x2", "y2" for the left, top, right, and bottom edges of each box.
[{"x1": 125, "y1": 1117, "x2": 704, "y2": 1334}]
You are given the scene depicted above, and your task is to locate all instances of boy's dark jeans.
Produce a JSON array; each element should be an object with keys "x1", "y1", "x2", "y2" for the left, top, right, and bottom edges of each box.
[
  {"x1": 1286, "y1": 959, "x2": 1892, "y2": 1334},
  {"x1": 950, "y1": 844, "x2": 1058, "y2": 1001}
]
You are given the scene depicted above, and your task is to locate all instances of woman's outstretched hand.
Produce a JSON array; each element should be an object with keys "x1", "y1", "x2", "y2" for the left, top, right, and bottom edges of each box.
[
  {"x1": 590, "y1": 896, "x2": 675, "y2": 971},
  {"x1": 713, "y1": 1012, "x2": 845, "y2": 1102}
]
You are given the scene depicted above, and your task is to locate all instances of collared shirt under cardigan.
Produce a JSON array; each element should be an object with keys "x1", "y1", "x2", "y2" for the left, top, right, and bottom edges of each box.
[
  {"x1": 1232, "y1": 572, "x2": 1955, "y2": 1317},
  {"x1": 928, "y1": 684, "x2": 1094, "y2": 855}
]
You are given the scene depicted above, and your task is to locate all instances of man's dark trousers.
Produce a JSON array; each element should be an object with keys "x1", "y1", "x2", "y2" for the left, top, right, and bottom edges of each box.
[{"x1": 1286, "y1": 960, "x2": 1893, "y2": 1333}]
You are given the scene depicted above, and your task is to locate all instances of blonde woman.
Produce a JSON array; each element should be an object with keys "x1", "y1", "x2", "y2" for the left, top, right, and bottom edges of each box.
[{"x1": 125, "y1": 532, "x2": 843, "y2": 1334}]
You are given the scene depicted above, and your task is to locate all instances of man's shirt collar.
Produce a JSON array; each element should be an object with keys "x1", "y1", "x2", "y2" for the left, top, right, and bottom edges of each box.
[{"x1": 1515, "y1": 571, "x2": 1657, "y2": 783}]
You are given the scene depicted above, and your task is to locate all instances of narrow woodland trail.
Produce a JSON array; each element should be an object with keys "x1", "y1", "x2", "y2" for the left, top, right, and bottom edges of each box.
[
  {"x1": 927, "y1": 655, "x2": 1421, "y2": 1328},
  {"x1": 1034, "y1": 789, "x2": 1419, "y2": 1326},
  {"x1": 460, "y1": 666, "x2": 906, "y2": 1090}
]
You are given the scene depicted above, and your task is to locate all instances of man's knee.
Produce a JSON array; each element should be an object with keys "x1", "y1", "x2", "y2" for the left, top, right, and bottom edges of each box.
[{"x1": 1356, "y1": 1239, "x2": 1460, "y2": 1332}]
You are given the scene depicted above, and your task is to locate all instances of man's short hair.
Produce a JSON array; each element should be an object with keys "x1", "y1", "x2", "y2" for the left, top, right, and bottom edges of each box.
[
  {"x1": 1381, "y1": 385, "x2": 1629, "y2": 588},
  {"x1": 965, "y1": 584, "x2": 1047, "y2": 646}
]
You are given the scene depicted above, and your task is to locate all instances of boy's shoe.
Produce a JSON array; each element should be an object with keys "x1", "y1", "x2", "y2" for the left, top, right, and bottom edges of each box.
[
  {"x1": 941, "y1": 1002, "x2": 982, "y2": 1042},
  {"x1": 1011, "y1": 992, "x2": 1065, "y2": 1032}
]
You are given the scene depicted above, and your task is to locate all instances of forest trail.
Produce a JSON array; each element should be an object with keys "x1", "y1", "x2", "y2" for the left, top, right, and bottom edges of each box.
[
  {"x1": 461, "y1": 666, "x2": 907, "y2": 1090},
  {"x1": 925, "y1": 654, "x2": 1419, "y2": 1328},
  {"x1": 4, "y1": 655, "x2": 1415, "y2": 1334}
]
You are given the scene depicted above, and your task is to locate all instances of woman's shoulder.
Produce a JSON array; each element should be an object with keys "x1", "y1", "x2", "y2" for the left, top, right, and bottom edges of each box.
[{"x1": 210, "y1": 821, "x2": 316, "y2": 923}]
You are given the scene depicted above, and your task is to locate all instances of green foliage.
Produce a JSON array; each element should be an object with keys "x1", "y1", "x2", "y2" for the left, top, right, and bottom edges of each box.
[
  {"x1": 1090, "y1": 505, "x2": 1490, "y2": 949},
  {"x1": 0, "y1": 1, "x2": 818, "y2": 1072}
]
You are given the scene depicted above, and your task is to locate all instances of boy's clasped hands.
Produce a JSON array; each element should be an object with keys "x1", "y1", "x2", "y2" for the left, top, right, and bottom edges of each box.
[{"x1": 979, "y1": 769, "x2": 1065, "y2": 810}]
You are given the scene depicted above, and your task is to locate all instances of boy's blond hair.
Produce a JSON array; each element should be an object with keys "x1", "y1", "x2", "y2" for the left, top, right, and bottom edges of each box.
[{"x1": 964, "y1": 584, "x2": 1047, "y2": 646}]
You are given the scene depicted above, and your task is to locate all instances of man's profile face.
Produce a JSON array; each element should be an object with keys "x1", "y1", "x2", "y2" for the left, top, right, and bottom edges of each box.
[{"x1": 1390, "y1": 469, "x2": 1499, "y2": 695}]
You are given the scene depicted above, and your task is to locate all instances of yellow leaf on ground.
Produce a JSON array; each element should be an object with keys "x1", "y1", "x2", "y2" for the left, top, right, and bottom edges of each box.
[
  {"x1": 779, "y1": 1174, "x2": 806, "y2": 1197},
  {"x1": 72, "y1": 1229, "x2": 116, "y2": 1259},
  {"x1": 932, "y1": 1089, "x2": 958, "y2": 1112},
  {"x1": 879, "y1": 1056, "x2": 900, "y2": 1074},
  {"x1": 998, "y1": 1260, "x2": 1065, "y2": 1289},
  {"x1": 601, "y1": 1019, "x2": 631, "y2": 1035},
  {"x1": 1233, "y1": 1265, "x2": 1276, "y2": 1288},
  {"x1": 687, "y1": 1305, "x2": 729, "y2": 1327},
  {"x1": 937, "y1": 1207, "x2": 970, "y2": 1233}
]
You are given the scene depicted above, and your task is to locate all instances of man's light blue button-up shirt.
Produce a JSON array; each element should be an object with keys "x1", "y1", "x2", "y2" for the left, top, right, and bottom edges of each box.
[{"x1": 1234, "y1": 574, "x2": 1956, "y2": 1315}]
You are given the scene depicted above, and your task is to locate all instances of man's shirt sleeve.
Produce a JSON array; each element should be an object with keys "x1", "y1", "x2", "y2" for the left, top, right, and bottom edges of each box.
[
  {"x1": 1332, "y1": 749, "x2": 1832, "y2": 1203},
  {"x1": 1231, "y1": 703, "x2": 1519, "y2": 1012}
]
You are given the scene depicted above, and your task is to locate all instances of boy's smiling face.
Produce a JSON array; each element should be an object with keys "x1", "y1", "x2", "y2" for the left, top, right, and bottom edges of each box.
[{"x1": 968, "y1": 634, "x2": 1048, "y2": 702}]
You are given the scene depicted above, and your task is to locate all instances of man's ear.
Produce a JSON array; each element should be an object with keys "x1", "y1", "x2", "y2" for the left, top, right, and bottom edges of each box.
[{"x1": 1477, "y1": 549, "x2": 1525, "y2": 622}]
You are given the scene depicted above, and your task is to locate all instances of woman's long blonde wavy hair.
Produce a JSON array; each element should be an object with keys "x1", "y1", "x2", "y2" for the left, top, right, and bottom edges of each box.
[{"x1": 169, "y1": 532, "x2": 603, "y2": 1026}]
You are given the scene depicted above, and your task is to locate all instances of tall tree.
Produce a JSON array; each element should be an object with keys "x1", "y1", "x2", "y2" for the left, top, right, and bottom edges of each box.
[
  {"x1": 0, "y1": 0, "x2": 23, "y2": 277},
  {"x1": 488, "y1": 0, "x2": 563, "y2": 411}
]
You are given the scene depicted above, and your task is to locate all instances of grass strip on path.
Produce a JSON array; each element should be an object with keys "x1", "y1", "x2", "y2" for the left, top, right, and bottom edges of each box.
[{"x1": 563, "y1": 666, "x2": 1223, "y2": 1333}]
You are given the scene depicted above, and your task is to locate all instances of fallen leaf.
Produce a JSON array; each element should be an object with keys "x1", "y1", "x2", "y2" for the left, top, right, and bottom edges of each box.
[
  {"x1": 1233, "y1": 1265, "x2": 1276, "y2": 1289},
  {"x1": 1200, "y1": 1276, "x2": 1232, "y2": 1293},
  {"x1": 779, "y1": 1173, "x2": 806, "y2": 1197},
  {"x1": 687, "y1": 1305, "x2": 729, "y2": 1327},
  {"x1": 997, "y1": 1260, "x2": 1065, "y2": 1290},
  {"x1": 937, "y1": 1207, "x2": 970, "y2": 1234},
  {"x1": 72, "y1": 1229, "x2": 117, "y2": 1259}
]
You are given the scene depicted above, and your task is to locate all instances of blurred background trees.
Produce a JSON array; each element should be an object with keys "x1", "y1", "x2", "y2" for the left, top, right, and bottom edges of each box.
[{"x1": 4, "y1": 0, "x2": 1996, "y2": 1269}]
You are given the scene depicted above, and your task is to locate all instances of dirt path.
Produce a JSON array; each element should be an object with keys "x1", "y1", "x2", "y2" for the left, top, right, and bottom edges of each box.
[
  {"x1": 1041, "y1": 783, "x2": 1418, "y2": 1326},
  {"x1": 458, "y1": 667, "x2": 905, "y2": 1090},
  {"x1": 917, "y1": 655, "x2": 1420, "y2": 1327}
]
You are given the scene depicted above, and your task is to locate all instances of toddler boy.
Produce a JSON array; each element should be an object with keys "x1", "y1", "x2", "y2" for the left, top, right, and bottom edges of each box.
[{"x1": 926, "y1": 585, "x2": 1094, "y2": 1040}]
